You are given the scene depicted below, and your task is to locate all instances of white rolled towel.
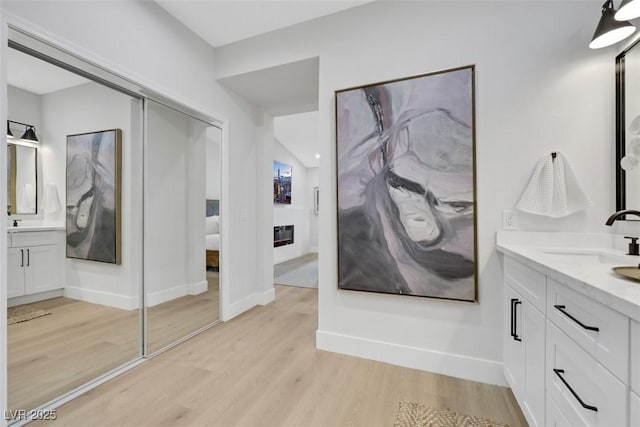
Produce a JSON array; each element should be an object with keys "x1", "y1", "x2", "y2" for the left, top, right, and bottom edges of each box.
[{"x1": 516, "y1": 152, "x2": 592, "y2": 218}]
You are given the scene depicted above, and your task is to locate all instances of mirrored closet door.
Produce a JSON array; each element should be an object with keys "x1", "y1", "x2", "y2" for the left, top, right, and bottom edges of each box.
[
  {"x1": 144, "y1": 100, "x2": 221, "y2": 354},
  {"x1": 6, "y1": 45, "x2": 144, "y2": 413}
]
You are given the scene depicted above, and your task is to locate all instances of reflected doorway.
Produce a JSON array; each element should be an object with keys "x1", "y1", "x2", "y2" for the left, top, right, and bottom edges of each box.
[{"x1": 144, "y1": 101, "x2": 221, "y2": 354}]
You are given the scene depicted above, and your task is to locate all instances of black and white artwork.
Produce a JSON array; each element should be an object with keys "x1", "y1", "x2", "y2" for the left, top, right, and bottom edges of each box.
[
  {"x1": 335, "y1": 66, "x2": 477, "y2": 301},
  {"x1": 66, "y1": 129, "x2": 122, "y2": 264}
]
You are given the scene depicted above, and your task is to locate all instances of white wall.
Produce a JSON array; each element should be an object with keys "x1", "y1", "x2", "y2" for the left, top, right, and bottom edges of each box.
[
  {"x1": 273, "y1": 137, "x2": 310, "y2": 263},
  {"x1": 39, "y1": 82, "x2": 141, "y2": 310},
  {"x1": 206, "y1": 127, "x2": 221, "y2": 200},
  {"x1": 1, "y1": 0, "x2": 270, "y2": 323},
  {"x1": 307, "y1": 167, "x2": 319, "y2": 252},
  {"x1": 146, "y1": 100, "x2": 207, "y2": 306},
  {"x1": 215, "y1": 1, "x2": 624, "y2": 385}
]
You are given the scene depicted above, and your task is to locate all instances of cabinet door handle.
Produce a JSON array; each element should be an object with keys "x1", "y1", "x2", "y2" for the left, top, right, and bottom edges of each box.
[
  {"x1": 553, "y1": 305, "x2": 599, "y2": 332},
  {"x1": 553, "y1": 369, "x2": 598, "y2": 412},
  {"x1": 20, "y1": 249, "x2": 24, "y2": 267},
  {"x1": 513, "y1": 300, "x2": 522, "y2": 341},
  {"x1": 26, "y1": 249, "x2": 30, "y2": 267},
  {"x1": 510, "y1": 298, "x2": 516, "y2": 338}
]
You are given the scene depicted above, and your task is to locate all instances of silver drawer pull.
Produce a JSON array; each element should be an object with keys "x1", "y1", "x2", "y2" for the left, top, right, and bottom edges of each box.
[
  {"x1": 553, "y1": 305, "x2": 600, "y2": 332},
  {"x1": 553, "y1": 369, "x2": 598, "y2": 412}
]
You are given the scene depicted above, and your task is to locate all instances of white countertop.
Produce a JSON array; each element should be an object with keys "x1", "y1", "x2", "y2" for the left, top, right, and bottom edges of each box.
[
  {"x1": 7, "y1": 223, "x2": 65, "y2": 232},
  {"x1": 497, "y1": 231, "x2": 640, "y2": 322}
]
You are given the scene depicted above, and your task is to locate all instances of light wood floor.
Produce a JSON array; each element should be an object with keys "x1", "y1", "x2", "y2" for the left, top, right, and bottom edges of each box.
[
  {"x1": 147, "y1": 271, "x2": 220, "y2": 353},
  {"x1": 32, "y1": 285, "x2": 527, "y2": 427},
  {"x1": 274, "y1": 252, "x2": 318, "y2": 278},
  {"x1": 8, "y1": 272, "x2": 220, "y2": 412}
]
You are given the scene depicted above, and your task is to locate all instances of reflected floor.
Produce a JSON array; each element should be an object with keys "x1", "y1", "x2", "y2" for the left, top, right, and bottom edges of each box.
[
  {"x1": 146, "y1": 271, "x2": 220, "y2": 353},
  {"x1": 8, "y1": 271, "x2": 220, "y2": 412},
  {"x1": 8, "y1": 297, "x2": 139, "y2": 411}
]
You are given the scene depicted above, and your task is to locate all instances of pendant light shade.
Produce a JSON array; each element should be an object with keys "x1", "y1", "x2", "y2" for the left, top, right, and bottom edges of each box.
[
  {"x1": 616, "y1": 0, "x2": 640, "y2": 21},
  {"x1": 590, "y1": 0, "x2": 636, "y2": 49},
  {"x1": 7, "y1": 121, "x2": 13, "y2": 138},
  {"x1": 21, "y1": 126, "x2": 38, "y2": 142}
]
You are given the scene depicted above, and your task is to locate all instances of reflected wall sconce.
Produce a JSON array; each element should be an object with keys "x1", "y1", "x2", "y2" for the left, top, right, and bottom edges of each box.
[
  {"x1": 590, "y1": 0, "x2": 636, "y2": 49},
  {"x1": 7, "y1": 120, "x2": 39, "y2": 143},
  {"x1": 617, "y1": 0, "x2": 640, "y2": 20}
]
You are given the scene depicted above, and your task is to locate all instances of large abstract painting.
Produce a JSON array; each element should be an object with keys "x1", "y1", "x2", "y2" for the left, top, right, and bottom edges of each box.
[
  {"x1": 335, "y1": 65, "x2": 477, "y2": 301},
  {"x1": 66, "y1": 129, "x2": 122, "y2": 264},
  {"x1": 273, "y1": 160, "x2": 292, "y2": 204}
]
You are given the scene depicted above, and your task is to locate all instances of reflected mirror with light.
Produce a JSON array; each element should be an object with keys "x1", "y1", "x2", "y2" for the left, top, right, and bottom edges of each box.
[{"x1": 6, "y1": 143, "x2": 37, "y2": 215}]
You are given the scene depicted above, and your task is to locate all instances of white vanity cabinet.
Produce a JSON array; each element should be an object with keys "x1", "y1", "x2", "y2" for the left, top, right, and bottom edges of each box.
[
  {"x1": 503, "y1": 257, "x2": 546, "y2": 427},
  {"x1": 7, "y1": 230, "x2": 60, "y2": 299},
  {"x1": 503, "y1": 255, "x2": 634, "y2": 427}
]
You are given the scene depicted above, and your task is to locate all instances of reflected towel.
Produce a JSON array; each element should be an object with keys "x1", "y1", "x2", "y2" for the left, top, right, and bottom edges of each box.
[
  {"x1": 516, "y1": 152, "x2": 592, "y2": 218},
  {"x1": 17, "y1": 184, "x2": 35, "y2": 213}
]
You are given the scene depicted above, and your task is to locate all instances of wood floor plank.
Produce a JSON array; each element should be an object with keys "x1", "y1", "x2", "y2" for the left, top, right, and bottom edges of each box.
[
  {"x1": 8, "y1": 273, "x2": 220, "y2": 412},
  {"x1": 27, "y1": 285, "x2": 527, "y2": 427}
]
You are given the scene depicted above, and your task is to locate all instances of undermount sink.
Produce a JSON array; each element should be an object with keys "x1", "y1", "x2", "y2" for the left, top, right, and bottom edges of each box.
[{"x1": 538, "y1": 249, "x2": 635, "y2": 266}]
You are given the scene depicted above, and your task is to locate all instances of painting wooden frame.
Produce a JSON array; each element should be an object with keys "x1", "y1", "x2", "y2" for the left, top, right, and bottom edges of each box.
[
  {"x1": 66, "y1": 128, "x2": 122, "y2": 264},
  {"x1": 335, "y1": 65, "x2": 478, "y2": 302}
]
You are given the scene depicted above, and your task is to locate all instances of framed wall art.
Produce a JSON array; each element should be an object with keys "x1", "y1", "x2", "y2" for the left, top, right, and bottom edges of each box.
[
  {"x1": 273, "y1": 160, "x2": 292, "y2": 205},
  {"x1": 335, "y1": 65, "x2": 477, "y2": 302},
  {"x1": 66, "y1": 128, "x2": 122, "y2": 264}
]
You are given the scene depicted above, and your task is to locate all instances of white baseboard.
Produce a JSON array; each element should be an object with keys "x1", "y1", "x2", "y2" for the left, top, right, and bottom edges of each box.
[
  {"x1": 223, "y1": 288, "x2": 275, "y2": 321},
  {"x1": 309, "y1": 246, "x2": 319, "y2": 253},
  {"x1": 67, "y1": 280, "x2": 209, "y2": 310},
  {"x1": 188, "y1": 280, "x2": 208, "y2": 296},
  {"x1": 64, "y1": 286, "x2": 139, "y2": 311},
  {"x1": 316, "y1": 330, "x2": 507, "y2": 386},
  {"x1": 146, "y1": 284, "x2": 185, "y2": 307},
  {"x1": 8, "y1": 289, "x2": 64, "y2": 308},
  {"x1": 259, "y1": 287, "x2": 275, "y2": 305}
]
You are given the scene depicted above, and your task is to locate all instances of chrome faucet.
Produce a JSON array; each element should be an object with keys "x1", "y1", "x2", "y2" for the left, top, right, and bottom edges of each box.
[{"x1": 605, "y1": 209, "x2": 640, "y2": 225}]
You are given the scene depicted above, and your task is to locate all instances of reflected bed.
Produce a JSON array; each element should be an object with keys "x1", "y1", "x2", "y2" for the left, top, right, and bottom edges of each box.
[{"x1": 206, "y1": 199, "x2": 220, "y2": 269}]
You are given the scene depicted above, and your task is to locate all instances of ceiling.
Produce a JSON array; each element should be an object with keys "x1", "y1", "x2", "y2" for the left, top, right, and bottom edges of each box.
[
  {"x1": 7, "y1": 48, "x2": 89, "y2": 95},
  {"x1": 217, "y1": 57, "x2": 319, "y2": 115},
  {"x1": 274, "y1": 111, "x2": 319, "y2": 168},
  {"x1": 155, "y1": 0, "x2": 372, "y2": 48}
]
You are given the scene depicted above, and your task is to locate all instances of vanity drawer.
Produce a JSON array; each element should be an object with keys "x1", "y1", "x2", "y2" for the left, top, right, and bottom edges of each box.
[
  {"x1": 10, "y1": 231, "x2": 57, "y2": 247},
  {"x1": 547, "y1": 278, "x2": 628, "y2": 382},
  {"x1": 632, "y1": 320, "x2": 640, "y2": 393},
  {"x1": 546, "y1": 322, "x2": 626, "y2": 427},
  {"x1": 504, "y1": 257, "x2": 546, "y2": 312}
]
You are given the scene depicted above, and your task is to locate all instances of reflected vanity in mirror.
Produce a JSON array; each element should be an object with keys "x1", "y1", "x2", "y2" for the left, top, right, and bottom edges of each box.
[
  {"x1": 616, "y1": 38, "x2": 640, "y2": 219},
  {"x1": 6, "y1": 143, "x2": 37, "y2": 215}
]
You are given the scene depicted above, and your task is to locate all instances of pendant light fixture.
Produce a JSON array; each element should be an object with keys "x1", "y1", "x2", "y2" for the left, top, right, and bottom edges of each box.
[
  {"x1": 590, "y1": 0, "x2": 636, "y2": 49},
  {"x1": 616, "y1": 0, "x2": 640, "y2": 21}
]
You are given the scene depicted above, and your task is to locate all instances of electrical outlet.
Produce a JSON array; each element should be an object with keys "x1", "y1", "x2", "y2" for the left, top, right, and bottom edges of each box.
[{"x1": 502, "y1": 210, "x2": 517, "y2": 230}]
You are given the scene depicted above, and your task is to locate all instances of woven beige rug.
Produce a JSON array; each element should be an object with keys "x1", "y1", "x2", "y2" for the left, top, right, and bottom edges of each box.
[
  {"x1": 7, "y1": 305, "x2": 51, "y2": 325},
  {"x1": 394, "y1": 401, "x2": 513, "y2": 427}
]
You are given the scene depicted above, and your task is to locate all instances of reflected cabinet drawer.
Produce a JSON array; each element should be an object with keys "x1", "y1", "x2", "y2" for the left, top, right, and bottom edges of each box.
[
  {"x1": 546, "y1": 322, "x2": 626, "y2": 427},
  {"x1": 10, "y1": 231, "x2": 57, "y2": 247},
  {"x1": 546, "y1": 278, "x2": 629, "y2": 382}
]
